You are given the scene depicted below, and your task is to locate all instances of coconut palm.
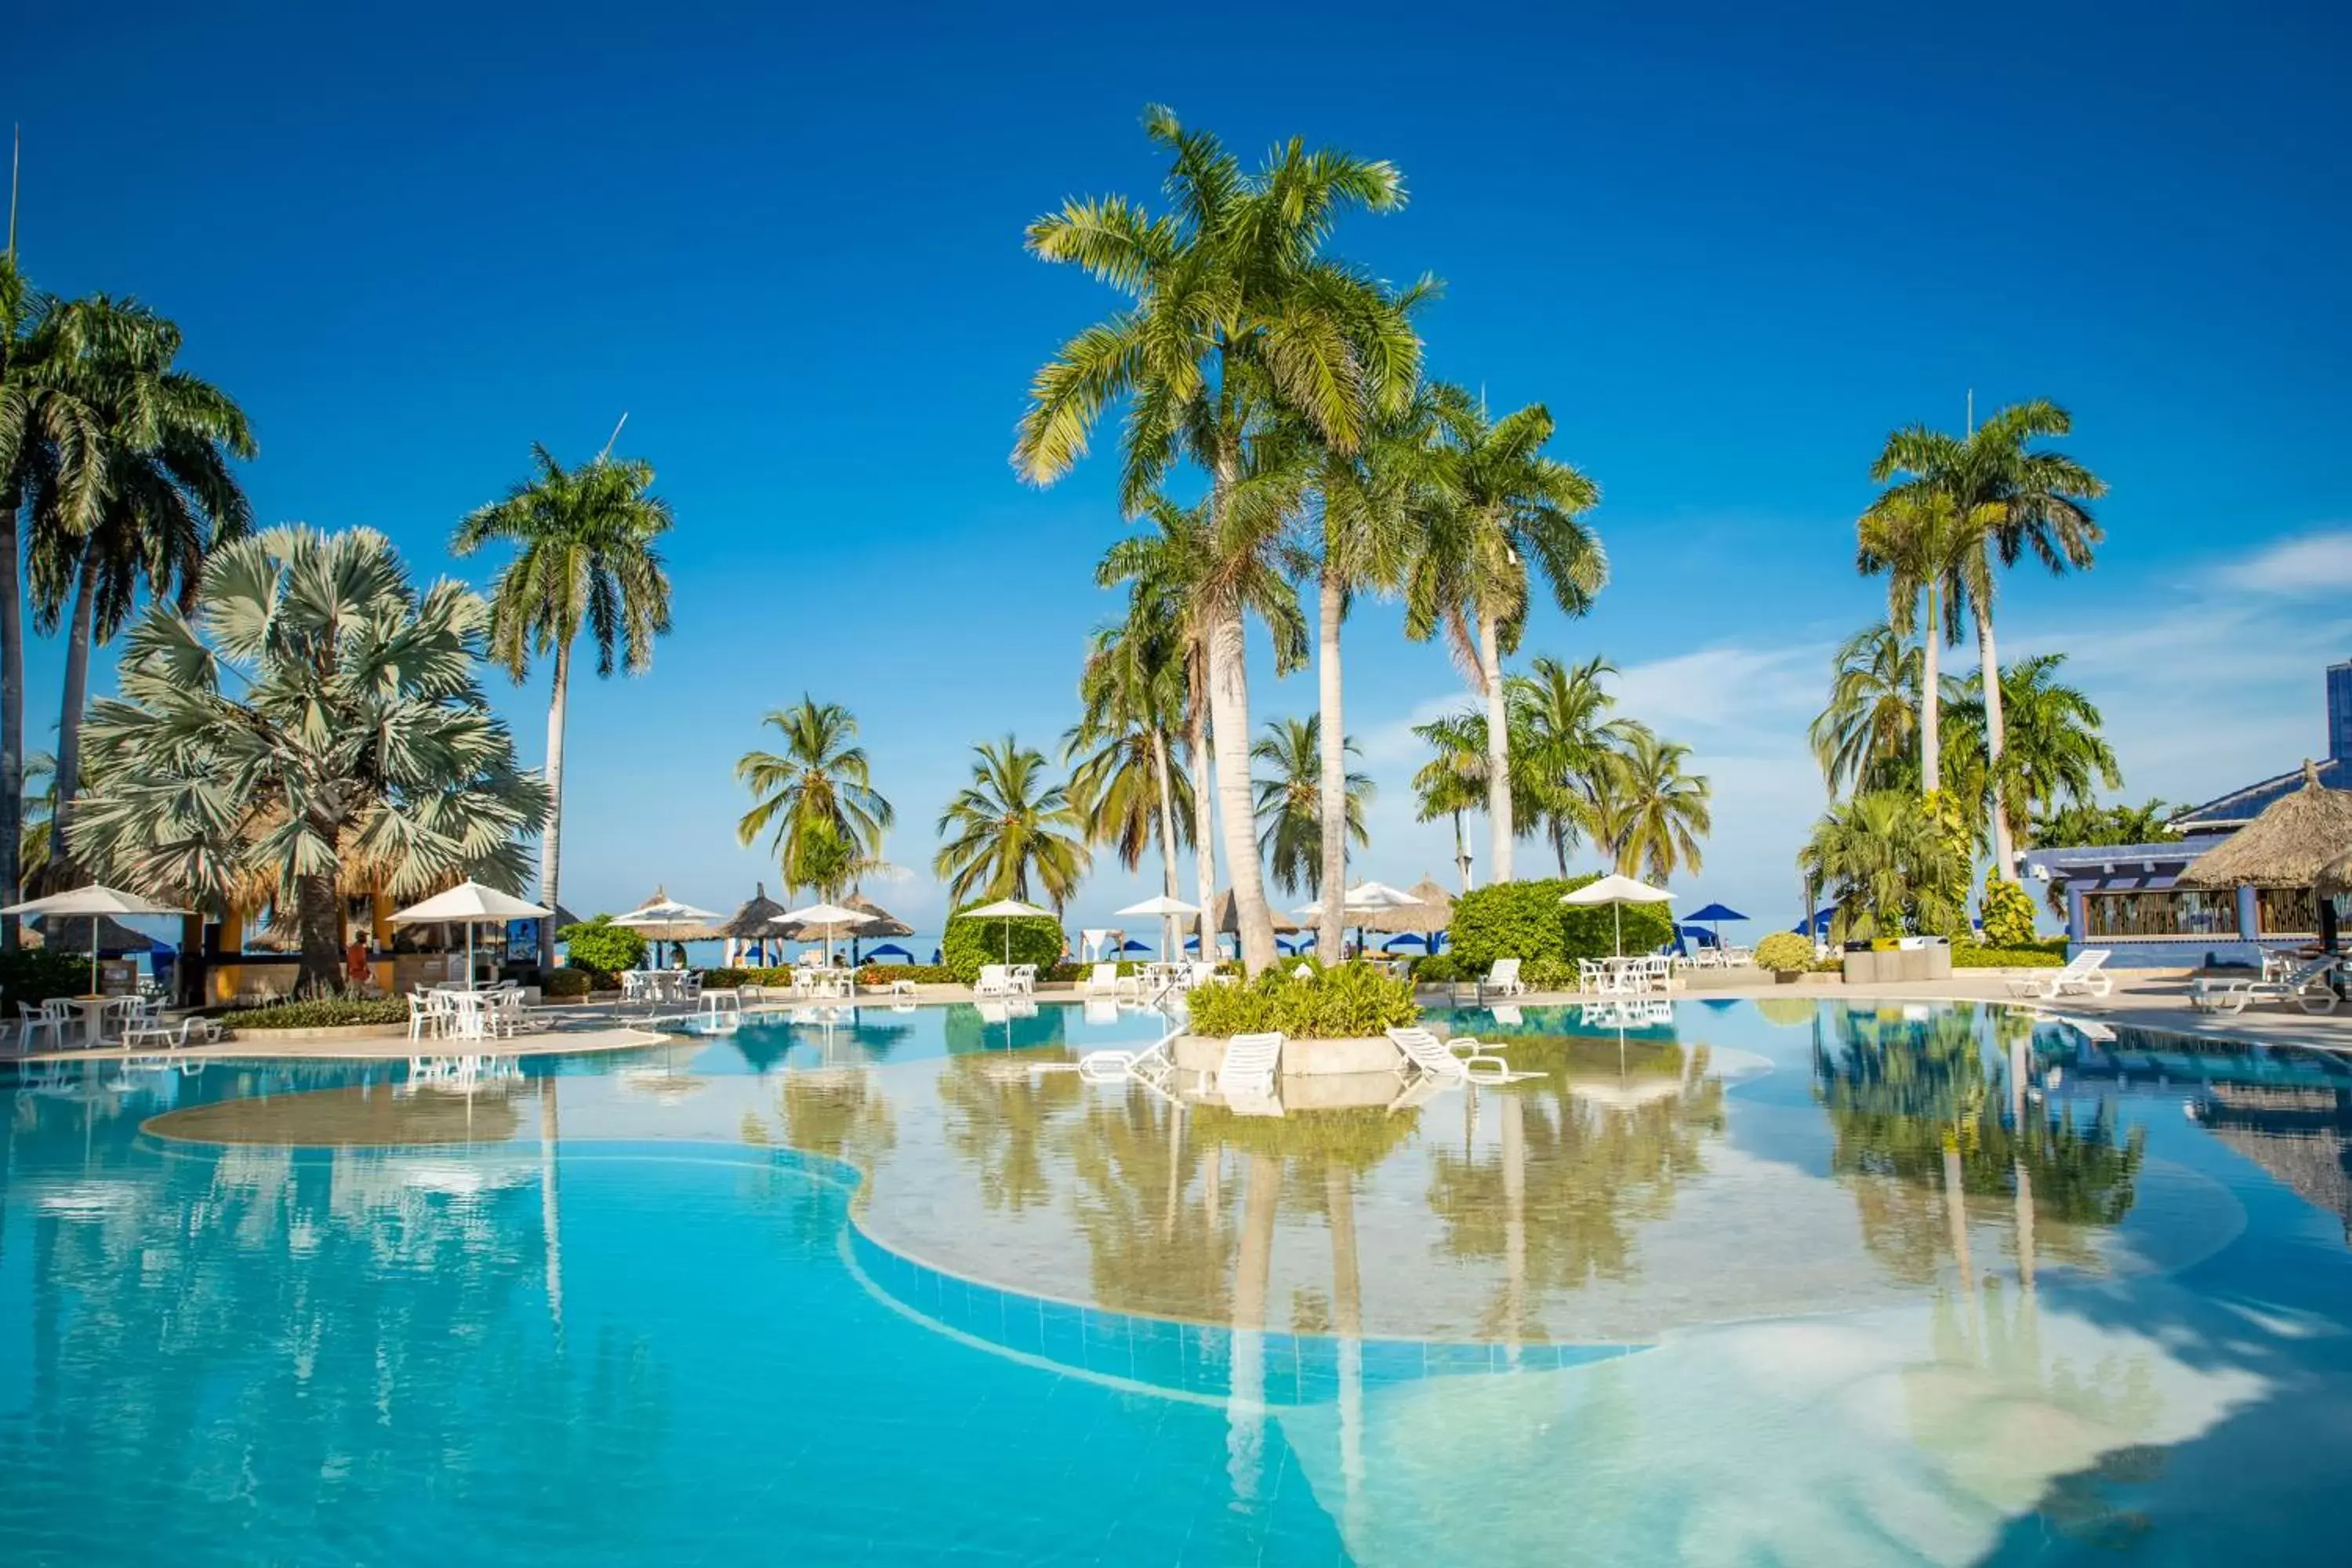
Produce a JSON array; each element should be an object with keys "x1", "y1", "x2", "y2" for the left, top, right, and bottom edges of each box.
[
  {"x1": 1868, "y1": 401, "x2": 2108, "y2": 874},
  {"x1": 1810, "y1": 624, "x2": 1923, "y2": 798},
  {"x1": 71, "y1": 526, "x2": 550, "y2": 986},
  {"x1": 1944, "y1": 653, "x2": 2120, "y2": 850},
  {"x1": 1797, "y1": 791, "x2": 1968, "y2": 943},
  {"x1": 1406, "y1": 386, "x2": 1605, "y2": 882},
  {"x1": 1412, "y1": 710, "x2": 1489, "y2": 892},
  {"x1": 13, "y1": 296, "x2": 253, "y2": 877},
  {"x1": 934, "y1": 735, "x2": 1091, "y2": 909},
  {"x1": 452, "y1": 444, "x2": 674, "y2": 967},
  {"x1": 1015, "y1": 104, "x2": 1421, "y2": 973},
  {"x1": 1599, "y1": 731, "x2": 1711, "y2": 881},
  {"x1": 734, "y1": 699, "x2": 894, "y2": 897},
  {"x1": 1250, "y1": 716, "x2": 1371, "y2": 898},
  {"x1": 1856, "y1": 491, "x2": 1986, "y2": 796},
  {"x1": 2031, "y1": 797, "x2": 2177, "y2": 850},
  {"x1": 1068, "y1": 585, "x2": 1195, "y2": 936},
  {"x1": 1514, "y1": 654, "x2": 1642, "y2": 875}
]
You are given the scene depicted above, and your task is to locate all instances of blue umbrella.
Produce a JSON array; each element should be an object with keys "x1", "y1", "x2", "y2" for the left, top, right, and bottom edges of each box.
[
  {"x1": 1383, "y1": 932, "x2": 1430, "y2": 953},
  {"x1": 1183, "y1": 935, "x2": 1200, "y2": 953},
  {"x1": 864, "y1": 942, "x2": 913, "y2": 963},
  {"x1": 1794, "y1": 906, "x2": 1835, "y2": 938},
  {"x1": 1674, "y1": 922, "x2": 1719, "y2": 953},
  {"x1": 1686, "y1": 902, "x2": 1748, "y2": 947},
  {"x1": 1116, "y1": 938, "x2": 1153, "y2": 956}
]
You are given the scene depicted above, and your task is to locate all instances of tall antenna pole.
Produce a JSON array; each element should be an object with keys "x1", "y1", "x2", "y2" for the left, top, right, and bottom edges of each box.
[
  {"x1": 6, "y1": 125, "x2": 18, "y2": 262},
  {"x1": 1965, "y1": 387, "x2": 1973, "y2": 436},
  {"x1": 597, "y1": 412, "x2": 629, "y2": 460}
]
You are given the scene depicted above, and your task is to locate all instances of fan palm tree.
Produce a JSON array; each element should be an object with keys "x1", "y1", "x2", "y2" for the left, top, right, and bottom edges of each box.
[
  {"x1": 1514, "y1": 655, "x2": 1641, "y2": 874},
  {"x1": 1856, "y1": 491, "x2": 1986, "y2": 796},
  {"x1": 1599, "y1": 731, "x2": 1711, "y2": 881},
  {"x1": 1810, "y1": 623, "x2": 1922, "y2": 797},
  {"x1": 734, "y1": 699, "x2": 895, "y2": 896},
  {"x1": 1406, "y1": 386, "x2": 1605, "y2": 882},
  {"x1": 452, "y1": 444, "x2": 674, "y2": 967},
  {"x1": 934, "y1": 735, "x2": 1091, "y2": 909},
  {"x1": 1944, "y1": 654, "x2": 2120, "y2": 851},
  {"x1": 71, "y1": 527, "x2": 550, "y2": 986},
  {"x1": 14, "y1": 296, "x2": 253, "y2": 878},
  {"x1": 1867, "y1": 401, "x2": 2108, "y2": 874},
  {"x1": 1015, "y1": 104, "x2": 1421, "y2": 973},
  {"x1": 1250, "y1": 716, "x2": 1371, "y2": 898}
]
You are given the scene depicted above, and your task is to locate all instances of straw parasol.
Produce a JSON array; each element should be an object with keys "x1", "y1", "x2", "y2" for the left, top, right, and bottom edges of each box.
[
  {"x1": 1211, "y1": 887, "x2": 1301, "y2": 935},
  {"x1": 720, "y1": 882, "x2": 790, "y2": 964},
  {"x1": 839, "y1": 893, "x2": 913, "y2": 938},
  {"x1": 29, "y1": 913, "x2": 163, "y2": 955},
  {"x1": 1363, "y1": 875, "x2": 1453, "y2": 936},
  {"x1": 2180, "y1": 760, "x2": 2352, "y2": 890}
]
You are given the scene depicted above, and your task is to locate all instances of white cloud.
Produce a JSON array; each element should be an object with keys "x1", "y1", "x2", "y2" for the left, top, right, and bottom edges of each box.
[{"x1": 2213, "y1": 526, "x2": 2352, "y2": 596}]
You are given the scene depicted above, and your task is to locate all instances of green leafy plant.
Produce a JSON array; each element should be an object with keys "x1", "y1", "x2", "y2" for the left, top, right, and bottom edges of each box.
[
  {"x1": 1447, "y1": 876, "x2": 1675, "y2": 970},
  {"x1": 1521, "y1": 957, "x2": 1580, "y2": 991},
  {"x1": 1979, "y1": 875, "x2": 2038, "y2": 948},
  {"x1": 224, "y1": 996, "x2": 411, "y2": 1030},
  {"x1": 940, "y1": 910, "x2": 1063, "y2": 984},
  {"x1": 1951, "y1": 940, "x2": 2067, "y2": 969},
  {"x1": 0, "y1": 947, "x2": 97, "y2": 1009},
  {"x1": 542, "y1": 967, "x2": 593, "y2": 999},
  {"x1": 1754, "y1": 932, "x2": 1814, "y2": 975},
  {"x1": 558, "y1": 916, "x2": 647, "y2": 981},
  {"x1": 1410, "y1": 953, "x2": 1461, "y2": 983},
  {"x1": 1185, "y1": 961, "x2": 1418, "y2": 1039}
]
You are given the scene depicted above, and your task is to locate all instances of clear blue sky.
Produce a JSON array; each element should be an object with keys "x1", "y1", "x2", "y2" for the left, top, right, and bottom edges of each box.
[{"x1": 9, "y1": 1, "x2": 2350, "y2": 939}]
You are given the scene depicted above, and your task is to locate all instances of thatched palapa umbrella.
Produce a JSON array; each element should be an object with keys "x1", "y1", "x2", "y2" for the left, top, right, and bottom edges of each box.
[
  {"x1": 720, "y1": 882, "x2": 791, "y2": 965},
  {"x1": 779, "y1": 893, "x2": 911, "y2": 963},
  {"x1": 1363, "y1": 876, "x2": 1454, "y2": 938},
  {"x1": 1213, "y1": 888, "x2": 1301, "y2": 940},
  {"x1": 2180, "y1": 759, "x2": 2352, "y2": 952}
]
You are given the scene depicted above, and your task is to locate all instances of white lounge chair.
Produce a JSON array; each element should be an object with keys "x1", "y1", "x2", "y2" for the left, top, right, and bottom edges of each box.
[
  {"x1": 1385, "y1": 1025, "x2": 1530, "y2": 1085},
  {"x1": 2002, "y1": 949, "x2": 2113, "y2": 1000},
  {"x1": 2190, "y1": 955, "x2": 2340, "y2": 1016},
  {"x1": 1214, "y1": 1031, "x2": 1283, "y2": 1100},
  {"x1": 1076, "y1": 1033, "x2": 1180, "y2": 1094},
  {"x1": 1081, "y1": 964, "x2": 1135, "y2": 1000},
  {"x1": 974, "y1": 964, "x2": 1014, "y2": 999},
  {"x1": 1485, "y1": 957, "x2": 1529, "y2": 997}
]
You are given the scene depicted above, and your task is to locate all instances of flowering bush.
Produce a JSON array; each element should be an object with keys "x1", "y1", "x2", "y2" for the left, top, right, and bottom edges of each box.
[{"x1": 1753, "y1": 932, "x2": 1815, "y2": 975}]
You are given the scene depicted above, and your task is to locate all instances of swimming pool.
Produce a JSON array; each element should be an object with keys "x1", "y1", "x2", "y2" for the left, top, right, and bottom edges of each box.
[{"x1": 4, "y1": 997, "x2": 2350, "y2": 1563}]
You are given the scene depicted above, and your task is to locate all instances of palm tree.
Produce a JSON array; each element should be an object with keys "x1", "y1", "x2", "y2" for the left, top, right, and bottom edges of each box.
[
  {"x1": 15, "y1": 296, "x2": 253, "y2": 877},
  {"x1": 1411, "y1": 710, "x2": 1488, "y2": 891},
  {"x1": 1944, "y1": 654, "x2": 2120, "y2": 851},
  {"x1": 1856, "y1": 491, "x2": 1984, "y2": 796},
  {"x1": 71, "y1": 527, "x2": 550, "y2": 986},
  {"x1": 1599, "y1": 731, "x2": 1711, "y2": 881},
  {"x1": 1809, "y1": 623, "x2": 1922, "y2": 797},
  {"x1": 1406, "y1": 386, "x2": 1604, "y2": 882},
  {"x1": 1015, "y1": 105, "x2": 1421, "y2": 973},
  {"x1": 1068, "y1": 582, "x2": 1195, "y2": 949},
  {"x1": 453, "y1": 444, "x2": 673, "y2": 967},
  {"x1": 1797, "y1": 791, "x2": 1968, "y2": 943},
  {"x1": 1868, "y1": 400, "x2": 2108, "y2": 874},
  {"x1": 1250, "y1": 716, "x2": 1370, "y2": 898},
  {"x1": 1514, "y1": 654, "x2": 1639, "y2": 874},
  {"x1": 734, "y1": 699, "x2": 895, "y2": 896},
  {"x1": 934, "y1": 735, "x2": 1091, "y2": 909},
  {"x1": 2031, "y1": 797, "x2": 2177, "y2": 850}
]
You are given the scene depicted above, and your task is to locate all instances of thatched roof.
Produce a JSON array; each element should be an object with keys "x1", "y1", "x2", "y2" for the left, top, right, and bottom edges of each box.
[
  {"x1": 1361, "y1": 875, "x2": 1454, "y2": 935},
  {"x1": 27, "y1": 913, "x2": 166, "y2": 953},
  {"x1": 2178, "y1": 760, "x2": 2352, "y2": 890},
  {"x1": 718, "y1": 883, "x2": 790, "y2": 939},
  {"x1": 1211, "y1": 887, "x2": 1301, "y2": 935},
  {"x1": 841, "y1": 893, "x2": 913, "y2": 939}
]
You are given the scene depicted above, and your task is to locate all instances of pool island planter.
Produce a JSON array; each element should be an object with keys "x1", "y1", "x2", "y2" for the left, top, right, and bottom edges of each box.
[{"x1": 1172, "y1": 1032, "x2": 1403, "y2": 1079}]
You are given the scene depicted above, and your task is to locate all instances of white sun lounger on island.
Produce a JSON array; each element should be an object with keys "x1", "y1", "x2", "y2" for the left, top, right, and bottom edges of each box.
[
  {"x1": 1385, "y1": 1025, "x2": 1534, "y2": 1086},
  {"x1": 1082, "y1": 964, "x2": 1135, "y2": 1000},
  {"x1": 2190, "y1": 954, "x2": 2341, "y2": 1015},
  {"x1": 2002, "y1": 949, "x2": 2113, "y2": 1000}
]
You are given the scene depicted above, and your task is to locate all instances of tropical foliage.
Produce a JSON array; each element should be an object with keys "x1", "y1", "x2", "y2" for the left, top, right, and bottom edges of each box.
[
  {"x1": 2031, "y1": 797, "x2": 2179, "y2": 848},
  {"x1": 1809, "y1": 623, "x2": 1922, "y2": 797},
  {"x1": 940, "y1": 909, "x2": 1063, "y2": 984},
  {"x1": 1942, "y1": 652, "x2": 2120, "y2": 854},
  {"x1": 1446, "y1": 875, "x2": 1675, "y2": 971},
  {"x1": 1796, "y1": 791, "x2": 1969, "y2": 943},
  {"x1": 932, "y1": 735, "x2": 1089, "y2": 908},
  {"x1": 1599, "y1": 730, "x2": 1711, "y2": 882},
  {"x1": 556, "y1": 914, "x2": 648, "y2": 980},
  {"x1": 734, "y1": 699, "x2": 894, "y2": 896},
  {"x1": 1978, "y1": 876, "x2": 2039, "y2": 947},
  {"x1": 71, "y1": 526, "x2": 550, "y2": 986},
  {"x1": 453, "y1": 442, "x2": 673, "y2": 964},
  {"x1": 1250, "y1": 715, "x2": 1370, "y2": 897},
  {"x1": 1065, "y1": 605, "x2": 1192, "y2": 900},
  {"x1": 1184, "y1": 960, "x2": 1417, "y2": 1040},
  {"x1": 1752, "y1": 931, "x2": 1813, "y2": 975}
]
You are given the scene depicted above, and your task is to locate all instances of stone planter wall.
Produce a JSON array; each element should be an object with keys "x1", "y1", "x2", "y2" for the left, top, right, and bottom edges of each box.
[{"x1": 1171, "y1": 1033, "x2": 1404, "y2": 1080}]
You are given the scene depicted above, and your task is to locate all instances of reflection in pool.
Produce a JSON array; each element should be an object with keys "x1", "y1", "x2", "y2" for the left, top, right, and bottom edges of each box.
[{"x1": 5, "y1": 999, "x2": 2352, "y2": 1563}]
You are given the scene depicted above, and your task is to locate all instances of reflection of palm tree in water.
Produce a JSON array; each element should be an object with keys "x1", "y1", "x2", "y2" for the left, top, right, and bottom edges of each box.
[
  {"x1": 779, "y1": 1072, "x2": 898, "y2": 1169},
  {"x1": 1064, "y1": 1086, "x2": 1235, "y2": 1321},
  {"x1": 935, "y1": 1051, "x2": 1080, "y2": 1212}
]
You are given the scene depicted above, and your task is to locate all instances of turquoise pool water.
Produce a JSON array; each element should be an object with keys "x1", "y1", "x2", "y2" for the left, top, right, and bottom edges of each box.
[{"x1": 4, "y1": 998, "x2": 2351, "y2": 1563}]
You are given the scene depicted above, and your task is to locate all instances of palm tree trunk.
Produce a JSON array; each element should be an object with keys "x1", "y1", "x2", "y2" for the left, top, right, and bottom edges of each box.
[
  {"x1": 1452, "y1": 809, "x2": 1471, "y2": 893},
  {"x1": 1148, "y1": 726, "x2": 1181, "y2": 960},
  {"x1": 296, "y1": 869, "x2": 340, "y2": 990},
  {"x1": 1325, "y1": 1161, "x2": 1365, "y2": 1534},
  {"x1": 1227, "y1": 1150, "x2": 1279, "y2": 1504},
  {"x1": 45, "y1": 559, "x2": 94, "y2": 877},
  {"x1": 1920, "y1": 585, "x2": 1941, "y2": 796},
  {"x1": 538, "y1": 640, "x2": 571, "y2": 970},
  {"x1": 1316, "y1": 568, "x2": 1346, "y2": 962},
  {"x1": 1976, "y1": 603, "x2": 2013, "y2": 875},
  {"x1": 1207, "y1": 603, "x2": 1275, "y2": 975},
  {"x1": 0, "y1": 483, "x2": 21, "y2": 947},
  {"x1": 1188, "y1": 692, "x2": 1218, "y2": 961},
  {"x1": 1477, "y1": 609, "x2": 1515, "y2": 883}
]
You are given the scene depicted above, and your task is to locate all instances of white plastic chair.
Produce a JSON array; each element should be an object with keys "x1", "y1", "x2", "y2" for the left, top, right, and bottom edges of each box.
[{"x1": 17, "y1": 1002, "x2": 67, "y2": 1054}]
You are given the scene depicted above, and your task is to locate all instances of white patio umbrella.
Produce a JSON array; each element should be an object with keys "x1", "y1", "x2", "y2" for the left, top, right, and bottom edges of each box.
[
  {"x1": 1116, "y1": 893, "x2": 1201, "y2": 960},
  {"x1": 392, "y1": 881, "x2": 550, "y2": 989},
  {"x1": 612, "y1": 888, "x2": 723, "y2": 967},
  {"x1": 962, "y1": 897, "x2": 1055, "y2": 964},
  {"x1": 2, "y1": 884, "x2": 187, "y2": 995},
  {"x1": 1296, "y1": 881, "x2": 1423, "y2": 957},
  {"x1": 1561, "y1": 873, "x2": 1675, "y2": 956},
  {"x1": 776, "y1": 902, "x2": 873, "y2": 968}
]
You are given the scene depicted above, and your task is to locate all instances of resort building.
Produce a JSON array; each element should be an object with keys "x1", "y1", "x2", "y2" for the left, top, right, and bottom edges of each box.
[{"x1": 2021, "y1": 659, "x2": 2352, "y2": 967}]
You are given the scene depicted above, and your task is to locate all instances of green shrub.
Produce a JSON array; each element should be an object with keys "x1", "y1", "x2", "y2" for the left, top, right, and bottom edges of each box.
[
  {"x1": 1522, "y1": 957, "x2": 1580, "y2": 991},
  {"x1": 1753, "y1": 932, "x2": 1814, "y2": 975},
  {"x1": 1410, "y1": 953, "x2": 1461, "y2": 983},
  {"x1": 1979, "y1": 877, "x2": 2039, "y2": 948},
  {"x1": 862, "y1": 964, "x2": 958, "y2": 985},
  {"x1": 940, "y1": 909, "x2": 1063, "y2": 983},
  {"x1": 0, "y1": 947, "x2": 98, "y2": 1010},
  {"x1": 558, "y1": 916, "x2": 646, "y2": 981},
  {"x1": 543, "y1": 967, "x2": 593, "y2": 999},
  {"x1": 1447, "y1": 877, "x2": 1677, "y2": 971},
  {"x1": 226, "y1": 996, "x2": 411, "y2": 1030},
  {"x1": 1951, "y1": 941, "x2": 2067, "y2": 969},
  {"x1": 1185, "y1": 961, "x2": 1419, "y2": 1039}
]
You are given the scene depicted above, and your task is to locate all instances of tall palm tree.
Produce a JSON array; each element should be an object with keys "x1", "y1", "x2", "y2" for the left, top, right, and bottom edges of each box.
[
  {"x1": 16, "y1": 296, "x2": 253, "y2": 877},
  {"x1": 1856, "y1": 491, "x2": 1984, "y2": 797},
  {"x1": 1406, "y1": 386, "x2": 1604, "y2": 883},
  {"x1": 1514, "y1": 654, "x2": 1639, "y2": 875},
  {"x1": 1868, "y1": 400, "x2": 2107, "y2": 873},
  {"x1": 453, "y1": 444, "x2": 673, "y2": 967},
  {"x1": 71, "y1": 527, "x2": 550, "y2": 986},
  {"x1": 1065, "y1": 620, "x2": 1195, "y2": 950},
  {"x1": 934, "y1": 735, "x2": 1091, "y2": 909},
  {"x1": 1944, "y1": 654, "x2": 2120, "y2": 851},
  {"x1": 1599, "y1": 731, "x2": 1711, "y2": 882},
  {"x1": 1411, "y1": 710, "x2": 1488, "y2": 892},
  {"x1": 1015, "y1": 105, "x2": 1421, "y2": 973},
  {"x1": 734, "y1": 699, "x2": 895, "y2": 895},
  {"x1": 1810, "y1": 623, "x2": 1922, "y2": 797},
  {"x1": 1250, "y1": 716, "x2": 1371, "y2": 898}
]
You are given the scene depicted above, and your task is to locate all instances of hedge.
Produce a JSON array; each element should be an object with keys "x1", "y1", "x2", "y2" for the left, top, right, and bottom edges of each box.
[
  {"x1": 543, "y1": 968, "x2": 594, "y2": 999},
  {"x1": 0, "y1": 948, "x2": 98, "y2": 1010},
  {"x1": 557, "y1": 916, "x2": 646, "y2": 982},
  {"x1": 225, "y1": 996, "x2": 411, "y2": 1030},
  {"x1": 1185, "y1": 961, "x2": 1418, "y2": 1039},
  {"x1": 941, "y1": 909, "x2": 1063, "y2": 983},
  {"x1": 1446, "y1": 876, "x2": 1676, "y2": 971},
  {"x1": 1952, "y1": 942, "x2": 2068, "y2": 969}
]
